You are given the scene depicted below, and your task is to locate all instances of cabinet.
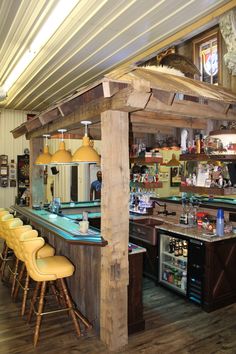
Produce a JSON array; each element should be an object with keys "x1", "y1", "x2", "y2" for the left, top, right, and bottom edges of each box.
[
  {"x1": 129, "y1": 236, "x2": 158, "y2": 282},
  {"x1": 17, "y1": 154, "x2": 30, "y2": 201},
  {"x1": 180, "y1": 153, "x2": 236, "y2": 196},
  {"x1": 129, "y1": 220, "x2": 159, "y2": 282},
  {"x1": 203, "y1": 238, "x2": 236, "y2": 312}
]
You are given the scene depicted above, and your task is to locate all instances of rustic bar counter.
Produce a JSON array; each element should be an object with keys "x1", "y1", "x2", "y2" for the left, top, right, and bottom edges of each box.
[{"x1": 11, "y1": 205, "x2": 145, "y2": 334}]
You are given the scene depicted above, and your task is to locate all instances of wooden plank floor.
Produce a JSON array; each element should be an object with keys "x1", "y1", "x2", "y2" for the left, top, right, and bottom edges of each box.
[{"x1": 0, "y1": 275, "x2": 236, "y2": 354}]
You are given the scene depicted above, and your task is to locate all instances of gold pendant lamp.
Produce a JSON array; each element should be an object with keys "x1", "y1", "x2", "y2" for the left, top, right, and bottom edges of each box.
[
  {"x1": 72, "y1": 121, "x2": 100, "y2": 164},
  {"x1": 50, "y1": 129, "x2": 72, "y2": 165},
  {"x1": 35, "y1": 135, "x2": 52, "y2": 165}
]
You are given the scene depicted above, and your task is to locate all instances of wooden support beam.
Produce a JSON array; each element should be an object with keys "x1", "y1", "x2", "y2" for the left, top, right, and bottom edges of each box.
[
  {"x1": 29, "y1": 138, "x2": 45, "y2": 206},
  {"x1": 100, "y1": 110, "x2": 129, "y2": 351},
  {"x1": 131, "y1": 123, "x2": 174, "y2": 135},
  {"x1": 102, "y1": 81, "x2": 121, "y2": 97},
  {"x1": 152, "y1": 89, "x2": 175, "y2": 106},
  {"x1": 28, "y1": 97, "x2": 111, "y2": 138},
  {"x1": 11, "y1": 123, "x2": 27, "y2": 138},
  {"x1": 146, "y1": 94, "x2": 236, "y2": 120},
  {"x1": 111, "y1": 86, "x2": 151, "y2": 112},
  {"x1": 207, "y1": 100, "x2": 230, "y2": 114},
  {"x1": 131, "y1": 113, "x2": 206, "y2": 129},
  {"x1": 25, "y1": 117, "x2": 42, "y2": 132},
  {"x1": 39, "y1": 108, "x2": 61, "y2": 125}
]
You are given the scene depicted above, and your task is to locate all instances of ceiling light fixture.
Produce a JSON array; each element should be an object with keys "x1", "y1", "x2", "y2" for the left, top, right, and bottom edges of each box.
[
  {"x1": 50, "y1": 129, "x2": 72, "y2": 165},
  {"x1": 2, "y1": 0, "x2": 79, "y2": 92},
  {"x1": 35, "y1": 134, "x2": 52, "y2": 165},
  {"x1": 72, "y1": 121, "x2": 100, "y2": 164}
]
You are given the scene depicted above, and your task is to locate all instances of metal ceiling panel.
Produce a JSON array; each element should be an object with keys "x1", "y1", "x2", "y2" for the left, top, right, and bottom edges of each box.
[{"x1": 0, "y1": 0, "x2": 233, "y2": 112}]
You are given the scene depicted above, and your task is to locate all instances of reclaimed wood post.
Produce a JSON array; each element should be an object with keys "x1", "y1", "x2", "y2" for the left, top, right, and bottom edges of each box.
[
  {"x1": 100, "y1": 110, "x2": 129, "y2": 351},
  {"x1": 30, "y1": 138, "x2": 45, "y2": 206}
]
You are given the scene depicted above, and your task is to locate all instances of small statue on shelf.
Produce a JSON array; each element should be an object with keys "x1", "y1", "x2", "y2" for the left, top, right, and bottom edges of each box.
[{"x1": 218, "y1": 174, "x2": 224, "y2": 188}]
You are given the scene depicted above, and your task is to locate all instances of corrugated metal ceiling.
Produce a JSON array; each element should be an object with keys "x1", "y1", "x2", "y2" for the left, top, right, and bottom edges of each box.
[{"x1": 0, "y1": 0, "x2": 233, "y2": 112}]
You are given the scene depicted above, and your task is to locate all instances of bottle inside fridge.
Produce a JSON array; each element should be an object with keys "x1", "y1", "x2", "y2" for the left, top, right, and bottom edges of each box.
[{"x1": 159, "y1": 233, "x2": 188, "y2": 295}]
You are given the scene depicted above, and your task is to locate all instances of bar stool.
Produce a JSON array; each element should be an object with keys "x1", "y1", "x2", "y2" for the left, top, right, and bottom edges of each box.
[
  {"x1": 0, "y1": 213, "x2": 14, "y2": 280},
  {"x1": 11, "y1": 227, "x2": 55, "y2": 316},
  {"x1": 2, "y1": 218, "x2": 24, "y2": 284},
  {"x1": 20, "y1": 231, "x2": 92, "y2": 347},
  {"x1": 5, "y1": 221, "x2": 32, "y2": 297}
]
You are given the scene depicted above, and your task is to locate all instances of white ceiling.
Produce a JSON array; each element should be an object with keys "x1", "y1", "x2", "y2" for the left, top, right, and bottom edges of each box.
[{"x1": 0, "y1": 0, "x2": 233, "y2": 112}]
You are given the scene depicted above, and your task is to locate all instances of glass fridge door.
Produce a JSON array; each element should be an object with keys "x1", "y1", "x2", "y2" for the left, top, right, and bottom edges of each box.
[{"x1": 159, "y1": 233, "x2": 188, "y2": 296}]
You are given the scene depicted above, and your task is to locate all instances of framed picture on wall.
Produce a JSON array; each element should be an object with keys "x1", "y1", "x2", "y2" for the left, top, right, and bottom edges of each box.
[{"x1": 170, "y1": 166, "x2": 184, "y2": 187}]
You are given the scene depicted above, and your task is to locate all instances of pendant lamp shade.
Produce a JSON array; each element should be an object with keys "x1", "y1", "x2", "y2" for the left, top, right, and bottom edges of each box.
[
  {"x1": 72, "y1": 121, "x2": 100, "y2": 164},
  {"x1": 35, "y1": 135, "x2": 52, "y2": 165},
  {"x1": 50, "y1": 129, "x2": 72, "y2": 165}
]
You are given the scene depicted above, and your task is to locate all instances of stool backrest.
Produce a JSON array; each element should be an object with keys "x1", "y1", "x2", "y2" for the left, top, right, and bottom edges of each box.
[
  {"x1": 0, "y1": 210, "x2": 8, "y2": 216},
  {"x1": 20, "y1": 232, "x2": 51, "y2": 281},
  {"x1": 4, "y1": 218, "x2": 24, "y2": 249},
  {"x1": 11, "y1": 226, "x2": 34, "y2": 261},
  {"x1": 0, "y1": 214, "x2": 14, "y2": 239}
]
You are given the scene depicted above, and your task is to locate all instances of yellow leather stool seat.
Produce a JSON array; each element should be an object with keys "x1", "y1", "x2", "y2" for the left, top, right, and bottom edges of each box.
[{"x1": 36, "y1": 256, "x2": 74, "y2": 280}]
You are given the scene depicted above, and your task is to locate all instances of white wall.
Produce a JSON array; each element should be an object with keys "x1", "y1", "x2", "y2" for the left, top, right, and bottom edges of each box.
[{"x1": 0, "y1": 109, "x2": 29, "y2": 208}]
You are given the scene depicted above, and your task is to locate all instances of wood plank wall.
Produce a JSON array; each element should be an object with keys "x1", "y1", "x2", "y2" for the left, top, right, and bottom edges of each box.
[{"x1": 0, "y1": 109, "x2": 29, "y2": 208}]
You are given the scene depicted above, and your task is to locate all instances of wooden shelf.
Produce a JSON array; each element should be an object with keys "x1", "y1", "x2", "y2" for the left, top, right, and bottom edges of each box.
[
  {"x1": 130, "y1": 156, "x2": 163, "y2": 164},
  {"x1": 180, "y1": 153, "x2": 236, "y2": 161},
  {"x1": 130, "y1": 181, "x2": 163, "y2": 189},
  {"x1": 180, "y1": 185, "x2": 236, "y2": 195}
]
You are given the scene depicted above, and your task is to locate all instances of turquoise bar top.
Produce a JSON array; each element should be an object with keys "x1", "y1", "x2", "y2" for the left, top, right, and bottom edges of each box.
[
  {"x1": 12, "y1": 206, "x2": 106, "y2": 246},
  {"x1": 60, "y1": 201, "x2": 100, "y2": 209},
  {"x1": 64, "y1": 212, "x2": 101, "y2": 220}
]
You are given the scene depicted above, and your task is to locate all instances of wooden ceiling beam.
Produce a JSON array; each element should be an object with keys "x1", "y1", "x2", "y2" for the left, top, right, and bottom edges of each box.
[
  {"x1": 146, "y1": 95, "x2": 236, "y2": 120},
  {"x1": 152, "y1": 89, "x2": 175, "y2": 106},
  {"x1": 131, "y1": 112, "x2": 206, "y2": 129},
  {"x1": 130, "y1": 124, "x2": 174, "y2": 135}
]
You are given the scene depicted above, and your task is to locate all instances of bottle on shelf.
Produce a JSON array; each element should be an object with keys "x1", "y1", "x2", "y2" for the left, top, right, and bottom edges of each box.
[
  {"x1": 181, "y1": 271, "x2": 187, "y2": 291},
  {"x1": 178, "y1": 241, "x2": 183, "y2": 256},
  {"x1": 168, "y1": 237, "x2": 175, "y2": 253},
  {"x1": 183, "y1": 241, "x2": 188, "y2": 257},
  {"x1": 216, "y1": 208, "x2": 224, "y2": 236},
  {"x1": 174, "y1": 241, "x2": 179, "y2": 257}
]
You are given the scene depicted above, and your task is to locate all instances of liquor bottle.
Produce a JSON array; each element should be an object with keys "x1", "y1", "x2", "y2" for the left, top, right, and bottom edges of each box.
[
  {"x1": 169, "y1": 238, "x2": 175, "y2": 253},
  {"x1": 178, "y1": 241, "x2": 183, "y2": 256},
  {"x1": 183, "y1": 241, "x2": 188, "y2": 257},
  {"x1": 174, "y1": 241, "x2": 179, "y2": 257},
  {"x1": 181, "y1": 271, "x2": 187, "y2": 291}
]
